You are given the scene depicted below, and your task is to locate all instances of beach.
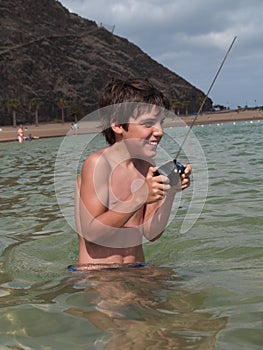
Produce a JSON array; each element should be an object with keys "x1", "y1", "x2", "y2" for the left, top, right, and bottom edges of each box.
[{"x1": 1, "y1": 109, "x2": 262, "y2": 142}]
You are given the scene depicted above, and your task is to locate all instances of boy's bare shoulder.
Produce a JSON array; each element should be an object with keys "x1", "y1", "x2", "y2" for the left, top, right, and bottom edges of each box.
[{"x1": 81, "y1": 147, "x2": 111, "y2": 174}]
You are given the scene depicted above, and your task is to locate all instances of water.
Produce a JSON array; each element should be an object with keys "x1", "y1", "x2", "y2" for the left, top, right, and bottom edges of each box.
[{"x1": 0, "y1": 121, "x2": 262, "y2": 349}]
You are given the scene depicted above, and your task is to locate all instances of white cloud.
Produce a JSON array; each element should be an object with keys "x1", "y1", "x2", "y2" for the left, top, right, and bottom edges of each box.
[{"x1": 60, "y1": 0, "x2": 263, "y2": 108}]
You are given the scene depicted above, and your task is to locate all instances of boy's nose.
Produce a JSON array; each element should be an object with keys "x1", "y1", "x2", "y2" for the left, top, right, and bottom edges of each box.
[{"x1": 153, "y1": 123, "x2": 163, "y2": 136}]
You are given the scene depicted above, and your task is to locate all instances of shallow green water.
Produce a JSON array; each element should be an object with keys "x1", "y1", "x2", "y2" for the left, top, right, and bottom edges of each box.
[{"x1": 0, "y1": 121, "x2": 262, "y2": 349}]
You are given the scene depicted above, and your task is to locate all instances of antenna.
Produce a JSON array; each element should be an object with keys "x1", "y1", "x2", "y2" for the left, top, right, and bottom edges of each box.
[{"x1": 175, "y1": 36, "x2": 237, "y2": 159}]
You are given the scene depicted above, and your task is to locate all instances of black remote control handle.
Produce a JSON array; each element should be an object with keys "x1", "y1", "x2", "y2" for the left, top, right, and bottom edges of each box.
[{"x1": 153, "y1": 159, "x2": 185, "y2": 186}]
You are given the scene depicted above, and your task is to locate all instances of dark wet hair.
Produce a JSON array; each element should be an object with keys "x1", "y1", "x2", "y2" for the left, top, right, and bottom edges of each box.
[{"x1": 99, "y1": 78, "x2": 171, "y2": 145}]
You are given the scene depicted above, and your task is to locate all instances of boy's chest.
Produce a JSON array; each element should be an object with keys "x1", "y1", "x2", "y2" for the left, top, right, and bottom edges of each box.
[{"x1": 109, "y1": 164, "x2": 146, "y2": 202}]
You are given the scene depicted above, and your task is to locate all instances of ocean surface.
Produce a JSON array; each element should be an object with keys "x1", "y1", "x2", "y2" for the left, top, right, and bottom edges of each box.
[{"x1": 0, "y1": 120, "x2": 262, "y2": 349}]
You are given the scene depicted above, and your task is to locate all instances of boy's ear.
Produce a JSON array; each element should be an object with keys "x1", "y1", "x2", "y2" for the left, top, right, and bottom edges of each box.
[{"x1": 111, "y1": 122, "x2": 124, "y2": 135}]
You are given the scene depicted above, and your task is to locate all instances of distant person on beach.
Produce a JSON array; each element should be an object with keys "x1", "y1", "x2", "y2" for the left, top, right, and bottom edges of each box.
[
  {"x1": 73, "y1": 122, "x2": 79, "y2": 134},
  {"x1": 70, "y1": 122, "x2": 79, "y2": 135},
  {"x1": 74, "y1": 78, "x2": 191, "y2": 267},
  {"x1": 25, "y1": 133, "x2": 39, "y2": 141},
  {"x1": 17, "y1": 125, "x2": 24, "y2": 143}
]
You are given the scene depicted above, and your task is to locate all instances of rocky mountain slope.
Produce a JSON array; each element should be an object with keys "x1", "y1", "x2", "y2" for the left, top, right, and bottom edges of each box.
[{"x1": 0, "y1": 0, "x2": 212, "y2": 125}]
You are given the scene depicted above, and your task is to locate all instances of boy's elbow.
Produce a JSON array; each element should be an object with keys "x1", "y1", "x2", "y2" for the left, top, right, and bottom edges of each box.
[
  {"x1": 147, "y1": 231, "x2": 164, "y2": 242},
  {"x1": 150, "y1": 232, "x2": 164, "y2": 241}
]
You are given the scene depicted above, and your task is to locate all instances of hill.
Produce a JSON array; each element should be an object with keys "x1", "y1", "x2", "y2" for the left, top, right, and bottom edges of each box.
[{"x1": 0, "y1": 0, "x2": 212, "y2": 125}]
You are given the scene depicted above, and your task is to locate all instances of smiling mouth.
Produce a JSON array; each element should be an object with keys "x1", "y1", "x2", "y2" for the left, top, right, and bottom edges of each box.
[{"x1": 146, "y1": 140, "x2": 158, "y2": 146}]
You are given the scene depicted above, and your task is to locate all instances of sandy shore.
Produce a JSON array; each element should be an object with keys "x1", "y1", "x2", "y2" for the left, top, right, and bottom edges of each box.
[{"x1": 1, "y1": 109, "x2": 262, "y2": 143}]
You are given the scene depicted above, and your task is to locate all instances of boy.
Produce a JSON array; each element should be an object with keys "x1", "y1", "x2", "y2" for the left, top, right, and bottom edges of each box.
[{"x1": 75, "y1": 78, "x2": 191, "y2": 267}]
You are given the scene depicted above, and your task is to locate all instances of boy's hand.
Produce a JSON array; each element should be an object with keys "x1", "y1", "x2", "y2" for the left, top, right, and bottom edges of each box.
[
  {"x1": 144, "y1": 167, "x2": 171, "y2": 203},
  {"x1": 181, "y1": 163, "x2": 191, "y2": 190}
]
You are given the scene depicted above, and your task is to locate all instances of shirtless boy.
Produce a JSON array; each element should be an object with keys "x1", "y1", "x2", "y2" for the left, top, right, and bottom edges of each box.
[{"x1": 75, "y1": 78, "x2": 191, "y2": 267}]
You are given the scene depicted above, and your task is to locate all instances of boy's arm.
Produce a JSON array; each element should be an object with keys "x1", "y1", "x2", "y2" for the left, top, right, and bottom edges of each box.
[
  {"x1": 76, "y1": 153, "x2": 169, "y2": 248},
  {"x1": 77, "y1": 152, "x2": 143, "y2": 246}
]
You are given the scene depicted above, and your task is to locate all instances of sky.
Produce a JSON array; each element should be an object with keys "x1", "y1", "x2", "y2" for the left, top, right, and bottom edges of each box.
[{"x1": 60, "y1": 0, "x2": 263, "y2": 109}]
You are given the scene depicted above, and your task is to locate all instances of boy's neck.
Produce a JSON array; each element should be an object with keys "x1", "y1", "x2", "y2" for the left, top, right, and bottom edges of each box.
[{"x1": 108, "y1": 141, "x2": 152, "y2": 170}]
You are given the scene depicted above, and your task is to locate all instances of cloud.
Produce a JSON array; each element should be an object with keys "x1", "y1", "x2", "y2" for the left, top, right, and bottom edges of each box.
[{"x1": 60, "y1": 0, "x2": 263, "y2": 107}]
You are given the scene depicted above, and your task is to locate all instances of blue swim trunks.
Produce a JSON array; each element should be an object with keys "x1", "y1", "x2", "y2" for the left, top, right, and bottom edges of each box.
[{"x1": 68, "y1": 262, "x2": 148, "y2": 272}]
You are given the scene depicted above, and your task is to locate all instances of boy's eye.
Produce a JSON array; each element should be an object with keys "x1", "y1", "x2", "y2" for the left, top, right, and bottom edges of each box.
[
  {"x1": 139, "y1": 117, "x2": 165, "y2": 127},
  {"x1": 143, "y1": 120, "x2": 155, "y2": 127},
  {"x1": 141, "y1": 119, "x2": 162, "y2": 127}
]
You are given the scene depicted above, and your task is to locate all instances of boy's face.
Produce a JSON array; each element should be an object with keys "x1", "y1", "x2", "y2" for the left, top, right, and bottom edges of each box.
[{"x1": 122, "y1": 106, "x2": 165, "y2": 158}]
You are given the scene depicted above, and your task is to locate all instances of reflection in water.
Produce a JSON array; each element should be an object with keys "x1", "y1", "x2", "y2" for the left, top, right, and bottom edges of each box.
[
  {"x1": 0, "y1": 259, "x2": 227, "y2": 349},
  {"x1": 65, "y1": 266, "x2": 227, "y2": 350}
]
